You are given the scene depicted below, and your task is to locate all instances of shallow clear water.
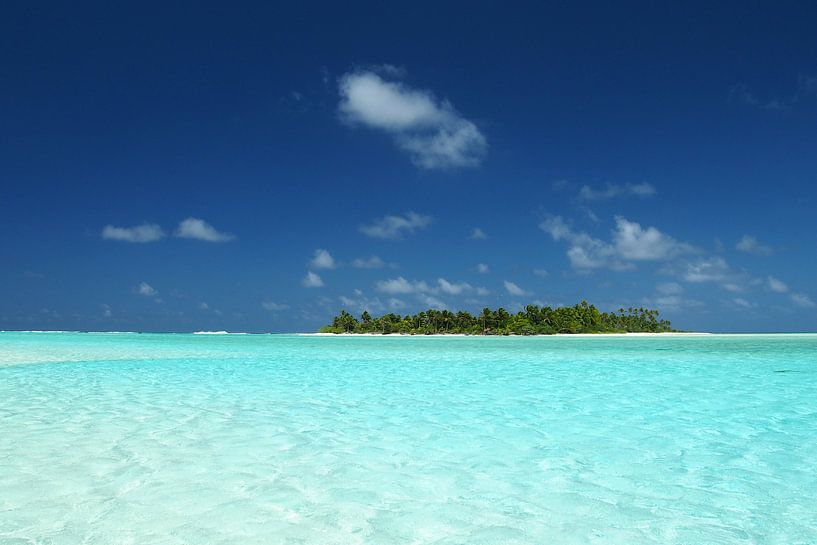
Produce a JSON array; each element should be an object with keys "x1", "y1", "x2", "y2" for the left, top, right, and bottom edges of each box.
[{"x1": 1, "y1": 332, "x2": 816, "y2": 544}]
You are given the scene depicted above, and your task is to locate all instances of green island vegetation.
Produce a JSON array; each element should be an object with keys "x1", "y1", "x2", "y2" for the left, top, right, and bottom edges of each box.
[{"x1": 319, "y1": 301, "x2": 674, "y2": 335}]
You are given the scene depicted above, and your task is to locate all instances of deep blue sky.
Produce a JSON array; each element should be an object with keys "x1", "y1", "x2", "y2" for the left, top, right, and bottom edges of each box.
[{"x1": 2, "y1": 1, "x2": 816, "y2": 332}]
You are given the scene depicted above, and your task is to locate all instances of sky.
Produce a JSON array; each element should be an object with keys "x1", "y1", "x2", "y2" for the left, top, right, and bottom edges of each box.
[{"x1": 2, "y1": 1, "x2": 816, "y2": 333}]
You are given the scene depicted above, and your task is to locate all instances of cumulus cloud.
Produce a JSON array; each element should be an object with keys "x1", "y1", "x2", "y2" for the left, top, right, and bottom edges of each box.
[
  {"x1": 470, "y1": 228, "x2": 488, "y2": 240},
  {"x1": 418, "y1": 294, "x2": 447, "y2": 310},
  {"x1": 540, "y1": 215, "x2": 627, "y2": 270},
  {"x1": 339, "y1": 291, "x2": 386, "y2": 314},
  {"x1": 310, "y1": 249, "x2": 337, "y2": 269},
  {"x1": 612, "y1": 217, "x2": 692, "y2": 261},
  {"x1": 664, "y1": 256, "x2": 761, "y2": 295},
  {"x1": 262, "y1": 301, "x2": 290, "y2": 311},
  {"x1": 136, "y1": 281, "x2": 157, "y2": 296},
  {"x1": 475, "y1": 263, "x2": 489, "y2": 274},
  {"x1": 736, "y1": 235, "x2": 774, "y2": 256},
  {"x1": 374, "y1": 276, "x2": 484, "y2": 301},
  {"x1": 375, "y1": 276, "x2": 431, "y2": 295},
  {"x1": 338, "y1": 70, "x2": 486, "y2": 169},
  {"x1": 767, "y1": 276, "x2": 789, "y2": 293},
  {"x1": 504, "y1": 280, "x2": 530, "y2": 296},
  {"x1": 302, "y1": 271, "x2": 324, "y2": 288},
  {"x1": 352, "y1": 255, "x2": 385, "y2": 269},
  {"x1": 437, "y1": 278, "x2": 473, "y2": 295},
  {"x1": 578, "y1": 183, "x2": 656, "y2": 201},
  {"x1": 102, "y1": 223, "x2": 165, "y2": 243},
  {"x1": 175, "y1": 218, "x2": 234, "y2": 242},
  {"x1": 540, "y1": 215, "x2": 692, "y2": 270},
  {"x1": 360, "y1": 212, "x2": 432, "y2": 239},
  {"x1": 676, "y1": 257, "x2": 733, "y2": 284}
]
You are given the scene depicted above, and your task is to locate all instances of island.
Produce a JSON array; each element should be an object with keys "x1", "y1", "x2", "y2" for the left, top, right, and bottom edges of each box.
[{"x1": 320, "y1": 301, "x2": 673, "y2": 335}]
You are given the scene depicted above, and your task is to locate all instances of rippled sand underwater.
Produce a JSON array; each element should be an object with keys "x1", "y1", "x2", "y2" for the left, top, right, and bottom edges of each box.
[{"x1": 1, "y1": 332, "x2": 816, "y2": 544}]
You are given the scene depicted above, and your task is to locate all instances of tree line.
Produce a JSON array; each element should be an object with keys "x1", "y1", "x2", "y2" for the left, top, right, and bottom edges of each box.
[{"x1": 319, "y1": 301, "x2": 674, "y2": 335}]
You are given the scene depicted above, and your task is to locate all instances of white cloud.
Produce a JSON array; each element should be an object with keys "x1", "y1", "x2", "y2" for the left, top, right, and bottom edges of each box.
[
  {"x1": 733, "y1": 297, "x2": 756, "y2": 308},
  {"x1": 437, "y1": 278, "x2": 473, "y2": 295},
  {"x1": 612, "y1": 216, "x2": 692, "y2": 261},
  {"x1": 262, "y1": 301, "x2": 289, "y2": 311},
  {"x1": 102, "y1": 223, "x2": 165, "y2": 243},
  {"x1": 541, "y1": 215, "x2": 691, "y2": 270},
  {"x1": 302, "y1": 271, "x2": 324, "y2": 288},
  {"x1": 338, "y1": 70, "x2": 486, "y2": 169},
  {"x1": 504, "y1": 280, "x2": 530, "y2": 296},
  {"x1": 418, "y1": 294, "x2": 447, "y2": 310},
  {"x1": 475, "y1": 263, "x2": 489, "y2": 274},
  {"x1": 767, "y1": 276, "x2": 789, "y2": 293},
  {"x1": 352, "y1": 255, "x2": 385, "y2": 268},
  {"x1": 375, "y1": 276, "x2": 481, "y2": 300},
  {"x1": 388, "y1": 298, "x2": 407, "y2": 310},
  {"x1": 470, "y1": 227, "x2": 488, "y2": 240},
  {"x1": 476, "y1": 287, "x2": 490, "y2": 296},
  {"x1": 310, "y1": 249, "x2": 337, "y2": 269},
  {"x1": 101, "y1": 304, "x2": 112, "y2": 317},
  {"x1": 677, "y1": 257, "x2": 732, "y2": 284},
  {"x1": 736, "y1": 235, "x2": 774, "y2": 256},
  {"x1": 578, "y1": 182, "x2": 656, "y2": 201},
  {"x1": 665, "y1": 256, "x2": 760, "y2": 294},
  {"x1": 533, "y1": 268, "x2": 549, "y2": 278},
  {"x1": 136, "y1": 281, "x2": 157, "y2": 297},
  {"x1": 656, "y1": 282, "x2": 683, "y2": 295},
  {"x1": 540, "y1": 217, "x2": 626, "y2": 270},
  {"x1": 198, "y1": 302, "x2": 209, "y2": 310},
  {"x1": 375, "y1": 276, "x2": 431, "y2": 294},
  {"x1": 790, "y1": 292, "x2": 816, "y2": 309},
  {"x1": 175, "y1": 218, "x2": 234, "y2": 242},
  {"x1": 339, "y1": 292, "x2": 385, "y2": 314},
  {"x1": 360, "y1": 211, "x2": 432, "y2": 239}
]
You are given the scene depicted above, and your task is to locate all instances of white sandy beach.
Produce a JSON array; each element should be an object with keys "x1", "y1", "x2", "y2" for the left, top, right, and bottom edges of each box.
[{"x1": 298, "y1": 332, "x2": 713, "y2": 337}]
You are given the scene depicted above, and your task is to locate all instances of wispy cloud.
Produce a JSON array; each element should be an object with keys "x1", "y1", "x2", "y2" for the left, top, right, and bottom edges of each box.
[
  {"x1": 733, "y1": 297, "x2": 756, "y2": 309},
  {"x1": 578, "y1": 183, "x2": 656, "y2": 201},
  {"x1": 374, "y1": 276, "x2": 485, "y2": 299},
  {"x1": 262, "y1": 301, "x2": 290, "y2": 311},
  {"x1": 470, "y1": 227, "x2": 488, "y2": 240},
  {"x1": 102, "y1": 223, "x2": 165, "y2": 243},
  {"x1": 302, "y1": 271, "x2": 324, "y2": 288},
  {"x1": 360, "y1": 211, "x2": 431, "y2": 239},
  {"x1": 767, "y1": 276, "x2": 789, "y2": 293},
  {"x1": 729, "y1": 76, "x2": 817, "y2": 111},
  {"x1": 504, "y1": 280, "x2": 530, "y2": 296},
  {"x1": 790, "y1": 292, "x2": 816, "y2": 309},
  {"x1": 175, "y1": 218, "x2": 234, "y2": 242},
  {"x1": 736, "y1": 235, "x2": 774, "y2": 256},
  {"x1": 375, "y1": 277, "x2": 431, "y2": 295},
  {"x1": 475, "y1": 263, "x2": 489, "y2": 274},
  {"x1": 339, "y1": 289, "x2": 386, "y2": 314},
  {"x1": 352, "y1": 255, "x2": 385, "y2": 269},
  {"x1": 338, "y1": 70, "x2": 486, "y2": 169},
  {"x1": 136, "y1": 281, "x2": 157, "y2": 297},
  {"x1": 310, "y1": 249, "x2": 337, "y2": 269},
  {"x1": 437, "y1": 278, "x2": 473, "y2": 295}
]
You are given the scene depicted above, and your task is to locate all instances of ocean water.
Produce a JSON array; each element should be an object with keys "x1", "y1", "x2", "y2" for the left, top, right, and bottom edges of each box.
[{"x1": 1, "y1": 333, "x2": 816, "y2": 545}]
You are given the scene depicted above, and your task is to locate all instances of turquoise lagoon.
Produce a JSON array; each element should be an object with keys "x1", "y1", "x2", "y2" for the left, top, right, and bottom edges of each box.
[{"x1": 1, "y1": 332, "x2": 816, "y2": 544}]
